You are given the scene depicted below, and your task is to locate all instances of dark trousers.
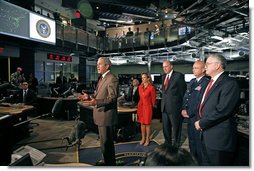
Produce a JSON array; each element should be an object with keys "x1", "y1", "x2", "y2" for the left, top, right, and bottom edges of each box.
[
  {"x1": 98, "y1": 126, "x2": 116, "y2": 166},
  {"x1": 200, "y1": 134, "x2": 235, "y2": 166},
  {"x1": 162, "y1": 112, "x2": 183, "y2": 147},
  {"x1": 188, "y1": 116, "x2": 202, "y2": 164}
]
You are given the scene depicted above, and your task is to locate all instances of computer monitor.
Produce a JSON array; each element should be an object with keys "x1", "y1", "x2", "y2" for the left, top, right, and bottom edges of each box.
[
  {"x1": 151, "y1": 74, "x2": 161, "y2": 84},
  {"x1": 184, "y1": 74, "x2": 195, "y2": 82}
]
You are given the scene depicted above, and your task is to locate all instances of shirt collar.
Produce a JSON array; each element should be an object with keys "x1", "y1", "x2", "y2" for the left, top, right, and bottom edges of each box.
[
  {"x1": 196, "y1": 75, "x2": 205, "y2": 82},
  {"x1": 211, "y1": 71, "x2": 224, "y2": 83},
  {"x1": 167, "y1": 70, "x2": 173, "y2": 78},
  {"x1": 102, "y1": 70, "x2": 110, "y2": 78}
]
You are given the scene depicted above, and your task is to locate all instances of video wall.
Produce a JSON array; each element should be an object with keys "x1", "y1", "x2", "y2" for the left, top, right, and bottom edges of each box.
[{"x1": 0, "y1": 0, "x2": 56, "y2": 44}]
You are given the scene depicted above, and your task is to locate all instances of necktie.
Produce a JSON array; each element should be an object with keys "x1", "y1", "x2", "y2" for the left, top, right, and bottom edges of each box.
[
  {"x1": 23, "y1": 90, "x2": 27, "y2": 103},
  {"x1": 198, "y1": 79, "x2": 214, "y2": 117},
  {"x1": 164, "y1": 75, "x2": 169, "y2": 90}
]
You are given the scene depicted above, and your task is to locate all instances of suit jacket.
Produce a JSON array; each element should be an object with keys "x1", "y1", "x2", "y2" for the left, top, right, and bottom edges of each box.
[
  {"x1": 18, "y1": 89, "x2": 37, "y2": 105},
  {"x1": 182, "y1": 76, "x2": 210, "y2": 118},
  {"x1": 161, "y1": 71, "x2": 187, "y2": 115},
  {"x1": 56, "y1": 76, "x2": 67, "y2": 85},
  {"x1": 126, "y1": 86, "x2": 140, "y2": 104},
  {"x1": 93, "y1": 72, "x2": 119, "y2": 127},
  {"x1": 137, "y1": 84, "x2": 156, "y2": 124},
  {"x1": 199, "y1": 73, "x2": 240, "y2": 152}
]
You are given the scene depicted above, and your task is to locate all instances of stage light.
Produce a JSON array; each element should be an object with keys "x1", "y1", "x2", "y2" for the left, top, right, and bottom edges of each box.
[
  {"x1": 0, "y1": 47, "x2": 4, "y2": 54},
  {"x1": 75, "y1": 11, "x2": 81, "y2": 18}
]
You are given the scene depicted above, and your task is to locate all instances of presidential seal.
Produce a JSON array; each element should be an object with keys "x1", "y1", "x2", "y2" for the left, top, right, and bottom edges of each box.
[{"x1": 36, "y1": 20, "x2": 51, "y2": 38}]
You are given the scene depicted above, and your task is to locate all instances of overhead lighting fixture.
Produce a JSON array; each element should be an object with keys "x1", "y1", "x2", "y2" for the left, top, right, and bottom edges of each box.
[
  {"x1": 99, "y1": 18, "x2": 134, "y2": 24},
  {"x1": 211, "y1": 36, "x2": 223, "y2": 41},
  {"x1": 122, "y1": 13, "x2": 155, "y2": 20},
  {"x1": 75, "y1": 11, "x2": 81, "y2": 18}
]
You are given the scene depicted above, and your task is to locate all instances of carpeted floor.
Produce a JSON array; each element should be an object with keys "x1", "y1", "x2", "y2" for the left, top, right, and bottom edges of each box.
[
  {"x1": 12, "y1": 118, "x2": 188, "y2": 165},
  {"x1": 77, "y1": 140, "x2": 159, "y2": 166}
]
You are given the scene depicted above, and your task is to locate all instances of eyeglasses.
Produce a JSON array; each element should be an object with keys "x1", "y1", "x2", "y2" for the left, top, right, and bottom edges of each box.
[
  {"x1": 22, "y1": 84, "x2": 28, "y2": 85},
  {"x1": 205, "y1": 62, "x2": 220, "y2": 66}
]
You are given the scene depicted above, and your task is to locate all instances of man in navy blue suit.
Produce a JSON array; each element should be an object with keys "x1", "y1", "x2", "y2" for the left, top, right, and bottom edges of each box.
[
  {"x1": 161, "y1": 60, "x2": 186, "y2": 147},
  {"x1": 195, "y1": 54, "x2": 240, "y2": 166},
  {"x1": 181, "y1": 60, "x2": 209, "y2": 164}
]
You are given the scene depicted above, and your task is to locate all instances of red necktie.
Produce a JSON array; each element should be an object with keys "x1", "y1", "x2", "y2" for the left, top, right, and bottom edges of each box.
[
  {"x1": 198, "y1": 79, "x2": 214, "y2": 117},
  {"x1": 164, "y1": 75, "x2": 169, "y2": 90}
]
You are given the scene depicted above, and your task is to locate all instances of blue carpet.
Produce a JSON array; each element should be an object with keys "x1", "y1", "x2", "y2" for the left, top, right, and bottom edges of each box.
[{"x1": 78, "y1": 140, "x2": 159, "y2": 166}]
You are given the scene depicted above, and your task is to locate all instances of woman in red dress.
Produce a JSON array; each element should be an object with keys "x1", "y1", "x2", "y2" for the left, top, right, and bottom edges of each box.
[{"x1": 137, "y1": 73, "x2": 156, "y2": 146}]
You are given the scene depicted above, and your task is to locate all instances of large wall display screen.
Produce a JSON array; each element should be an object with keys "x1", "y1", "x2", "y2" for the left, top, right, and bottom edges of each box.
[
  {"x1": 30, "y1": 13, "x2": 56, "y2": 44},
  {"x1": 0, "y1": 1, "x2": 29, "y2": 39},
  {"x1": 0, "y1": 1, "x2": 56, "y2": 45}
]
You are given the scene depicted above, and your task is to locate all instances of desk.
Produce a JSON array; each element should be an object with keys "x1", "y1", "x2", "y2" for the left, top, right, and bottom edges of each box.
[
  {"x1": 0, "y1": 104, "x2": 34, "y2": 115},
  {"x1": 37, "y1": 96, "x2": 79, "y2": 120},
  {"x1": 0, "y1": 104, "x2": 34, "y2": 127},
  {"x1": 45, "y1": 163, "x2": 92, "y2": 166},
  {"x1": 0, "y1": 104, "x2": 34, "y2": 165},
  {"x1": 234, "y1": 124, "x2": 249, "y2": 166},
  {"x1": 78, "y1": 102, "x2": 137, "y2": 135}
]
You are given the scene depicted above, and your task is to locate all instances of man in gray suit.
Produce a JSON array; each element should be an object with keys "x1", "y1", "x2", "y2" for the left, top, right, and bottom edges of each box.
[
  {"x1": 80, "y1": 57, "x2": 119, "y2": 166},
  {"x1": 161, "y1": 60, "x2": 186, "y2": 147}
]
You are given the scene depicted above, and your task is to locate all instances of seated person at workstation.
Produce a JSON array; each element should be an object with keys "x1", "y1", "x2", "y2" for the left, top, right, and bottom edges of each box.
[
  {"x1": 125, "y1": 78, "x2": 140, "y2": 104},
  {"x1": 18, "y1": 81, "x2": 37, "y2": 106},
  {"x1": 51, "y1": 71, "x2": 71, "y2": 97},
  {"x1": 56, "y1": 71, "x2": 67, "y2": 85},
  {"x1": 69, "y1": 73, "x2": 78, "y2": 91},
  {"x1": 69, "y1": 74, "x2": 78, "y2": 83},
  {"x1": 28, "y1": 73, "x2": 38, "y2": 93}
]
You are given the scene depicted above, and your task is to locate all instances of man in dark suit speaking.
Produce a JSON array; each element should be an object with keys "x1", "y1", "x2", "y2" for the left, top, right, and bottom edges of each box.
[
  {"x1": 161, "y1": 60, "x2": 186, "y2": 147},
  {"x1": 80, "y1": 57, "x2": 118, "y2": 166},
  {"x1": 195, "y1": 54, "x2": 240, "y2": 166}
]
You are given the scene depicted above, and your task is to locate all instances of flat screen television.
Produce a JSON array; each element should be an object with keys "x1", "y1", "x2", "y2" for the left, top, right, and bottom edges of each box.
[
  {"x1": 0, "y1": 1, "x2": 56, "y2": 45},
  {"x1": 178, "y1": 26, "x2": 191, "y2": 36},
  {"x1": 151, "y1": 74, "x2": 161, "y2": 84},
  {"x1": 184, "y1": 74, "x2": 195, "y2": 82}
]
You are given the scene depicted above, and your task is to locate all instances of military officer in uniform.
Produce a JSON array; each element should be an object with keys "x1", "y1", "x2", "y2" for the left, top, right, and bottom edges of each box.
[{"x1": 181, "y1": 60, "x2": 209, "y2": 164}]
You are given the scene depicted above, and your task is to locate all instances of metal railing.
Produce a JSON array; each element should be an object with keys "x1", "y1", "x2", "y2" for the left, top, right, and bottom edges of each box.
[{"x1": 56, "y1": 21, "x2": 192, "y2": 52}]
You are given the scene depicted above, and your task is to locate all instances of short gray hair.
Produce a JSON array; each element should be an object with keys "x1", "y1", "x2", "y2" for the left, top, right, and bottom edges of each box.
[
  {"x1": 98, "y1": 57, "x2": 111, "y2": 66},
  {"x1": 208, "y1": 53, "x2": 227, "y2": 70}
]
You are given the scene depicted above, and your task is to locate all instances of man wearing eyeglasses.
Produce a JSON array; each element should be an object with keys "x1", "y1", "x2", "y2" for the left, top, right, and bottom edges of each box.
[{"x1": 194, "y1": 54, "x2": 240, "y2": 166}]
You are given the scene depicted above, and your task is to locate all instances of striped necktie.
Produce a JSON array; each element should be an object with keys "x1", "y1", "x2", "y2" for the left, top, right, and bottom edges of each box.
[{"x1": 198, "y1": 79, "x2": 214, "y2": 117}]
